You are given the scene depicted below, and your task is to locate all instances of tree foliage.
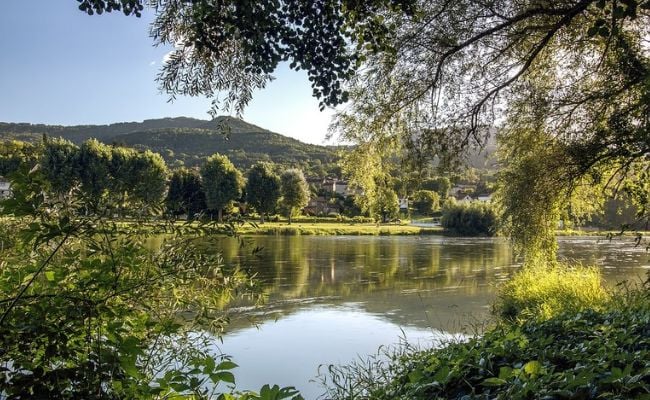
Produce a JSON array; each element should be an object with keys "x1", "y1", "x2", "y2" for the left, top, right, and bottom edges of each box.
[
  {"x1": 129, "y1": 150, "x2": 169, "y2": 212},
  {"x1": 279, "y1": 169, "x2": 310, "y2": 224},
  {"x1": 371, "y1": 185, "x2": 399, "y2": 223},
  {"x1": 421, "y1": 177, "x2": 451, "y2": 199},
  {"x1": 331, "y1": 0, "x2": 650, "y2": 255},
  {"x1": 41, "y1": 137, "x2": 80, "y2": 195},
  {"x1": 441, "y1": 201, "x2": 497, "y2": 236},
  {"x1": 0, "y1": 140, "x2": 40, "y2": 176},
  {"x1": 78, "y1": 138, "x2": 113, "y2": 204},
  {"x1": 412, "y1": 190, "x2": 440, "y2": 215},
  {"x1": 201, "y1": 153, "x2": 243, "y2": 221},
  {"x1": 246, "y1": 162, "x2": 281, "y2": 222},
  {"x1": 79, "y1": 0, "x2": 417, "y2": 113},
  {"x1": 166, "y1": 167, "x2": 207, "y2": 219}
]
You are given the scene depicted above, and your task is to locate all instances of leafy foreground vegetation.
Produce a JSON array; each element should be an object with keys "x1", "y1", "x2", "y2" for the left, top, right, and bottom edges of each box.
[
  {"x1": 0, "y1": 169, "x2": 303, "y2": 399},
  {"x1": 322, "y1": 266, "x2": 650, "y2": 400}
]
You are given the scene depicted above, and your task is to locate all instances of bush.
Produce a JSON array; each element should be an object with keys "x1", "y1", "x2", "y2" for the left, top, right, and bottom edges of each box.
[
  {"x1": 323, "y1": 278, "x2": 650, "y2": 400},
  {"x1": 441, "y1": 201, "x2": 497, "y2": 236},
  {"x1": 412, "y1": 190, "x2": 440, "y2": 215},
  {"x1": 494, "y1": 262, "x2": 611, "y2": 322}
]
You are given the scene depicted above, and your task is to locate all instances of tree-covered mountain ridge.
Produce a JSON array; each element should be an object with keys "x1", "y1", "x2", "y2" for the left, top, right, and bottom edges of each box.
[{"x1": 0, "y1": 116, "x2": 341, "y2": 170}]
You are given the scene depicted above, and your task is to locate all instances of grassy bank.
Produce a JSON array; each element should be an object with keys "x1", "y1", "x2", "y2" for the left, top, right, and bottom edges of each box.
[
  {"x1": 226, "y1": 221, "x2": 443, "y2": 236},
  {"x1": 113, "y1": 219, "x2": 444, "y2": 236},
  {"x1": 323, "y1": 264, "x2": 650, "y2": 399},
  {"x1": 555, "y1": 228, "x2": 650, "y2": 237}
]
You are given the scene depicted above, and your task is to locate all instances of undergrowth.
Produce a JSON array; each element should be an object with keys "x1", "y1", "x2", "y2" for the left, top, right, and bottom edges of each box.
[
  {"x1": 493, "y1": 262, "x2": 611, "y2": 322},
  {"x1": 322, "y1": 267, "x2": 649, "y2": 400}
]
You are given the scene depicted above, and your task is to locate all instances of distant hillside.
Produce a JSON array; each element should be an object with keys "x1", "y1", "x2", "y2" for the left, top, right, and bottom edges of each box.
[{"x1": 0, "y1": 116, "x2": 340, "y2": 170}]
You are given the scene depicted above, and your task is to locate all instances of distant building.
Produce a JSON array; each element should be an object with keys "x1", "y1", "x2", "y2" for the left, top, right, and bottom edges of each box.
[
  {"x1": 333, "y1": 180, "x2": 349, "y2": 196},
  {"x1": 303, "y1": 196, "x2": 338, "y2": 216},
  {"x1": 454, "y1": 194, "x2": 473, "y2": 204},
  {"x1": 449, "y1": 184, "x2": 475, "y2": 196},
  {"x1": 0, "y1": 177, "x2": 11, "y2": 199},
  {"x1": 306, "y1": 176, "x2": 362, "y2": 197},
  {"x1": 477, "y1": 194, "x2": 492, "y2": 202},
  {"x1": 398, "y1": 197, "x2": 409, "y2": 210}
]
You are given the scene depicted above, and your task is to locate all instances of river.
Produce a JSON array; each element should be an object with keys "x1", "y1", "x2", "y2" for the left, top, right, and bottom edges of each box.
[{"x1": 189, "y1": 235, "x2": 648, "y2": 398}]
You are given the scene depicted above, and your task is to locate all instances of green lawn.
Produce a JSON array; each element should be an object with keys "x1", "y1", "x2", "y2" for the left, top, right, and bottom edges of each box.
[{"x1": 229, "y1": 221, "x2": 443, "y2": 235}]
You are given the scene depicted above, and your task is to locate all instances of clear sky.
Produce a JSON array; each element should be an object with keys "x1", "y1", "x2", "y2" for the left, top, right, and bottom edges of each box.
[{"x1": 0, "y1": 1, "x2": 336, "y2": 145}]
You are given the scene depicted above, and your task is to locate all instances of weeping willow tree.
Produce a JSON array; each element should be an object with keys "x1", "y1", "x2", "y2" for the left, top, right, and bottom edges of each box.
[{"x1": 330, "y1": 0, "x2": 650, "y2": 259}]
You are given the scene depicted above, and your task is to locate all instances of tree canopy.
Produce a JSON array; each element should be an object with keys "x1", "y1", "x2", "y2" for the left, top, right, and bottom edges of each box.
[
  {"x1": 332, "y1": 0, "x2": 650, "y2": 256},
  {"x1": 279, "y1": 168, "x2": 310, "y2": 224},
  {"x1": 77, "y1": 0, "x2": 417, "y2": 113},
  {"x1": 201, "y1": 153, "x2": 243, "y2": 221},
  {"x1": 246, "y1": 162, "x2": 281, "y2": 222}
]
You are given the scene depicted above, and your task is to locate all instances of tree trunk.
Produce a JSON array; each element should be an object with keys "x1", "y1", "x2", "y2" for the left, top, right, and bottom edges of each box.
[
  {"x1": 260, "y1": 213, "x2": 265, "y2": 224},
  {"x1": 287, "y1": 212, "x2": 292, "y2": 225},
  {"x1": 218, "y1": 208, "x2": 223, "y2": 222}
]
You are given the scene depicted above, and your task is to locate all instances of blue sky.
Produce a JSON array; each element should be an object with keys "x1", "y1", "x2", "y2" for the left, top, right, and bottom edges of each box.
[{"x1": 0, "y1": 1, "x2": 336, "y2": 144}]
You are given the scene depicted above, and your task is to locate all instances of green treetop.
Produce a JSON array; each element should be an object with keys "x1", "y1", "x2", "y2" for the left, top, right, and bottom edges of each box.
[
  {"x1": 280, "y1": 168, "x2": 310, "y2": 224},
  {"x1": 41, "y1": 137, "x2": 80, "y2": 196},
  {"x1": 200, "y1": 153, "x2": 243, "y2": 222},
  {"x1": 246, "y1": 162, "x2": 281, "y2": 223}
]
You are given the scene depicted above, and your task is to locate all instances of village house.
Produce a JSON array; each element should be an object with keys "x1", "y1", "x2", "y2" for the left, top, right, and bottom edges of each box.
[
  {"x1": 449, "y1": 184, "x2": 475, "y2": 196},
  {"x1": 0, "y1": 176, "x2": 11, "y2": 199},
  {"x1": 307, "y1": 176, "x2": 361, "y2": 197},
  {"x1": 303, "y1": 196, "x2": 338, "y2": 216}
]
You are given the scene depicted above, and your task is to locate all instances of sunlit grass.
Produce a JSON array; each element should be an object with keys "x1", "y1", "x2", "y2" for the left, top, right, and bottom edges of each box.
[
  {"x1": 494, "y1": 261, "x2": 611, "y2": 322},
  {"x1": 231, "y1": 222, "x2": 443, "y2": 236}
]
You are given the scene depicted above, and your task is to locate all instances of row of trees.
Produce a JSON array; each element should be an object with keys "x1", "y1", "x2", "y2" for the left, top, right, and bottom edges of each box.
[
  {"x1": 1, "y1": 138, "x2": 312, "y2": 222},
  {"x1": 41, "y1": 137, "x2": 167, "y2": 214},
  {"x1": 167, "y1": 155, "x2": 310, "y2": 223}
]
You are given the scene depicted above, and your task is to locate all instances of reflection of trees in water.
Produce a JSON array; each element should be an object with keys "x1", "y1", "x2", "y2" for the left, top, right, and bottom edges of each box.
[
  {"x1": 204, "y1": 236, "x2": 517, "y2": 301},
  {"x1": 143, "y1": 235, "x2": 644, "y2": 332}
]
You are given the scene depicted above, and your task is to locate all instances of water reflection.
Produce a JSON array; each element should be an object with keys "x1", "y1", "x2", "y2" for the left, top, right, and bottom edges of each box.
[
  {"x1": 182, "y1": 235, "x2": 647, "y2": 398},
  {"x1": 200, "y1": 236, "x2": 516, "y2": 333},
  {"x1": 186, "y1": 235, "x2": 648, "y2": 333},
  {"x1": 214, "y1": 304, "x2": 461, "y2": 399}
]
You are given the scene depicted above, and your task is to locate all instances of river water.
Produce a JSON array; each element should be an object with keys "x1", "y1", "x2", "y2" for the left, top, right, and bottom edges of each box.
[{"x1": 194, "y1": 235, "x2": 648, "y2": 398}]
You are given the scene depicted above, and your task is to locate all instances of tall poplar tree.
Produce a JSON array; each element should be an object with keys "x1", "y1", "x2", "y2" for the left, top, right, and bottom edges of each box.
[
  {"x1": 246, "y1": 162, "x2": 281, "y2": 223},
  {"x1": 200, "y1": 154, "x2": 243, "y2": 222},
  {"x1": 280, "y1": 169, "x2": 310, "y2": 224}
]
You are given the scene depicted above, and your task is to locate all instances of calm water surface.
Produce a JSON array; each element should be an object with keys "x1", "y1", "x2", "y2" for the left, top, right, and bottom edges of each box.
[{"x1": 194, "y1": 235, "x2": 649, "y2": 398}]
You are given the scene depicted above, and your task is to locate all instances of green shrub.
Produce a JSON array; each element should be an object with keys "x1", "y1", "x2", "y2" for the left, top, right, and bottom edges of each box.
[
  {"x1": 494, "y1": 262, "x2": 611, "y2": 322},
  {"x1": 323, "y1": 280, "x2": 650, "y2": 400},
  {"x1": 441, "y1": 201, "x2": 497, "y2": 236},
  {"x1": 412, "y1": 190, "x2": 441, "y2": 215}
]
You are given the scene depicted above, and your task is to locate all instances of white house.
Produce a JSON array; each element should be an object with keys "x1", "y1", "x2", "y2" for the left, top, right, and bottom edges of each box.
[{"x1": 0, "y1": 177, "x2": 11, "y2": 199}]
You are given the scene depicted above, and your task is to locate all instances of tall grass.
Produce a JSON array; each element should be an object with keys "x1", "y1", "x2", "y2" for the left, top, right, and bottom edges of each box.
[
  {"x1": 320, "y1": 264, "x2": 648, "y2": 400},
  {"x1": 493, "y1": 261, "x2": 611, "y2": 322}
]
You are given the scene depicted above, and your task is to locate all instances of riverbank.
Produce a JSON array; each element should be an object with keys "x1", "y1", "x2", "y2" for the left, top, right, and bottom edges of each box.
[
  {"x1": 14, "y1": 215, "x2": 644, "y2": 237},
  {"x1": 111, "y1": 219, "x2": 444, "y2": 236},
  {"x1": 228, "y1": 221, "x2": 443, "y2": 235},
  {"x1": 321, "y1": 265, "x2": 650, "y2": 399}
]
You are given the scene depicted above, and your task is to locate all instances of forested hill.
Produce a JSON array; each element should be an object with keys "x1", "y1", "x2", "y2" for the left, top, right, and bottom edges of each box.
[{"x1": 0, "y1": 116, "x2": 340, "y2": 170}]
